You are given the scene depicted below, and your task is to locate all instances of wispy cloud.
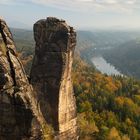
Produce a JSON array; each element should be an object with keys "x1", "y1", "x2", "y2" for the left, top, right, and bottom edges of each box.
[
  {"x1": 0, "y1": 0, "x2": 139, "y2": 13},
  {"x1": 31, "y1": 0, "x2": 139, "y2": 14}
]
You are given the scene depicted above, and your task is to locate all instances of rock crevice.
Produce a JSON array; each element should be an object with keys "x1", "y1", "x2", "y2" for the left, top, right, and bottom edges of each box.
[{"x1": 0, "y1": 18, "x2": 42, "y2": 140}]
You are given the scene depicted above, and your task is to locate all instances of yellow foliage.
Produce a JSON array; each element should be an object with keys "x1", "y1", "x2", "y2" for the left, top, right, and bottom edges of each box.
[
  {"x1": 125, "y1": 118, "x2": 132, "y2": 126},
  {"x1": 84, "y1": 82, "x2": 91, "y2": 88},
  {"x1": 115, "y1": 97, "x2": 124, "y2": 107},
  {"x1": 115, "y1": 80, "x2": 122, "y2": 89},
  {"x1": 124, "y1": 98, "x2": 135, "y2": 107},
  {"x1": 122, "y1": 135, "x2": 130, "y2": 140},
  {"x1": 94, "y1": 73, "x2": 103, "y2": 82},
  {"x1": 104, "y1": 77, "x2": 118, "y2": 92},
  {"x1": 115, "y1": 97, "x2": 135, "y2": 107},
  {"x1": 78, "y1": 113, "x2": 99, "y2": 139},
  {"x1": 107, "y1": 127, "x2": 121, "y2": 140}
]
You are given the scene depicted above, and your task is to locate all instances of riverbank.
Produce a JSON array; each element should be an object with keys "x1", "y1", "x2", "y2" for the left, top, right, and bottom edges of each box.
[{"x1": 91, "y1": 56, "x2": 122, "y2": 76}]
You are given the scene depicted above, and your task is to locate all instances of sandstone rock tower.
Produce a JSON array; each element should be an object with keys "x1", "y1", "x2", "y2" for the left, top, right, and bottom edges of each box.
[
  {"x1": 0, "y1": 18, "x2": 42, "y2": 140},
  {"x1": 30, "y1": 17, "x2": 77, "y2": 139}
]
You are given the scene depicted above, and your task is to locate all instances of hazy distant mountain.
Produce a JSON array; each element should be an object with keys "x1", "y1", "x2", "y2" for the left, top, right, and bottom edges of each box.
[
  {"x1": 77, "y1": 30, "x2": 140, "y2": 60},
  {"x1": 76, "y1": 30, "x2": 140, "y2": 79},
  {"x1": 8, "y1": 20, "x2": 31, "y2": 29},
  {"x1": 103, "y1": 39, "x2": 140, "y2": 79}
]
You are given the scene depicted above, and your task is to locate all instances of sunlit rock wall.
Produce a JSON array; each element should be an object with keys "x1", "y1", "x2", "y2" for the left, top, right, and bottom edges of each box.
[{"x1": 30, "y1": 17, "x2": 77, "y2": 140}]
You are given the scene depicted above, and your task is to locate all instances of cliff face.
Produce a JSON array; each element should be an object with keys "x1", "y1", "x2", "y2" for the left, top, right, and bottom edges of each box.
[
  {"x1": 30, "y1": 17, "x2": 77, "y2": 139},
  {"x1": 0, "y1": 17, "x2": 77, "y2": 140},
  {"x1": 0, "y1": 19, "x2": 42, "y2": 140}
]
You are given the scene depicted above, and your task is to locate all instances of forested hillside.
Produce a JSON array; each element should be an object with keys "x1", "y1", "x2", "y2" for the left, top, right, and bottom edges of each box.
[
  {"x1": 73, "y1": 57, "x2": 140, "y2": 140},
  {"x1": 10, "y1": 28, "x2": 140, "y2": 140}
]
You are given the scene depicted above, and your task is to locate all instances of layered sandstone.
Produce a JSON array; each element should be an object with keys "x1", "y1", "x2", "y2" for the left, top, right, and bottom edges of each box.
[
  {"x1": 30, "y1": 17, "x2": 77, "y2": 139},
  {"x1": 0, "y1": 18, "x2": 42, "y2": 140}
]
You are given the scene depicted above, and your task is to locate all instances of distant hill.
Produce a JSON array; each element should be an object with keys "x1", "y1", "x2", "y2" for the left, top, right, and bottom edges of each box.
[
  {"x1": 77, "y1": 30, "x2": 140, "y2": 64},
  {"x1": 77, "y1": 30, "x2": 140, "y2": 79},
  {"x1": 10, "y1": 28, "x2": 34, "y2": 74},
  {"x1": 77, "y1": 30, "x2": 140, "y2": 50},
  {"x1": 8, "y1": 21, "x2": 31, "y2": 29},
  {"x1": 11, "y1": 28, "x2": 34, "y2": 55},
  {"x1": 103, "y1": 39, "x2": 140, "y2": 79}
]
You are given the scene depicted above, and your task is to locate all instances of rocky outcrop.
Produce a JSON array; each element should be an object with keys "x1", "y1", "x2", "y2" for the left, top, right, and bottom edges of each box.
[
  {"x1": 0, "y1": 18, "x2": 42, "y2": 140},
  {"x1": 30, "y1": 17, "x2": 77, "y2": 139},
  {"x1": 0, "y1": 17, "x2": 77, "y2": 140}
]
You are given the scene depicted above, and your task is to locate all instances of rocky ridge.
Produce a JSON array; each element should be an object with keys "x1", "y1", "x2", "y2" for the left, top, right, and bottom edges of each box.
[
  {"x1": 0, "y1": 18, "x2": 43, "y2": 140},
  {"x1": 0, "y1": 17, "x2": 77, "y2": 140}
]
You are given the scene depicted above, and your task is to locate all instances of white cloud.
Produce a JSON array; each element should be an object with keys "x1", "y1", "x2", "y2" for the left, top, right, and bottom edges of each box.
[
  {"x1": 105, "y1": 0, "x2": 118, "y2": 4},
  {"x1": 126, "y1": 0, "x2": 136, "y2": 4},
  {"x1": 77, "y1": 0, "x2": 93, "y2": 2},
  {"x1": 30, "y1": 0, "x2": 139, "y2": 14},
  {"x1": 0, "y1": 0, "x2": 138, "y2": 13},
  {"x1": 0, "y1": 0, "x2": 15, "y2": 5}
]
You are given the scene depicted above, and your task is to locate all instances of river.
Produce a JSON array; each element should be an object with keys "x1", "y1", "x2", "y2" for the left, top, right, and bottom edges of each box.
[{"x1": 91, "y1": 56, "x2": 122, "y2": 75}]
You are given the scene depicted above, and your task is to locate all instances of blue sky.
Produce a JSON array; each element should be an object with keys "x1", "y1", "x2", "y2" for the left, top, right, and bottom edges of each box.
[{"x1": 0, "y1": 0, "x2": 140, "y2": 29}]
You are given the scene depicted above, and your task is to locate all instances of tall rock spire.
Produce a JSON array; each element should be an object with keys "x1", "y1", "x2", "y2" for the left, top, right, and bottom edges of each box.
[
  {"x1": 30, "y1": 17, "x2": 77, "y2": 139},
  {"x1": 0, "y1": 18, "x2": 42, "y2": 140}
]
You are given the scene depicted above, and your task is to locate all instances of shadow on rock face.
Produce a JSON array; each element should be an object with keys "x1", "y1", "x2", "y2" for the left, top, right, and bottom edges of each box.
[{"x1": 0, "y1": 18, "x2": 42, "y2": 140}]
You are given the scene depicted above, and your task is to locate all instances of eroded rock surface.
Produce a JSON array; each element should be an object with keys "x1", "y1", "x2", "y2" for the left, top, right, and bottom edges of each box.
[
  {"x1": 0, "y1": 18, "x2": 42, "y2": 140},
  {"x1": 30, "y1": 17, "x2": 77, "y2": 139}
]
